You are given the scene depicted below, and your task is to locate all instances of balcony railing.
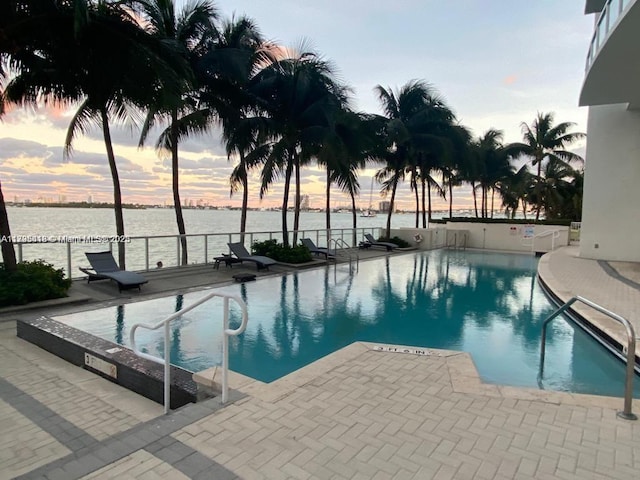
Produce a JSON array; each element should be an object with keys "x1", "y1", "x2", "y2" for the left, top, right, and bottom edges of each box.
[{"x1": 586, "y1": 0, "x2": 633, "y2": 70}]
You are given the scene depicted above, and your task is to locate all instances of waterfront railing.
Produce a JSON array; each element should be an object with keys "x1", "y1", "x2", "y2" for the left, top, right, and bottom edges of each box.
[{"x1": 12, "y1": 227, "x2": 385, "y2": 279}]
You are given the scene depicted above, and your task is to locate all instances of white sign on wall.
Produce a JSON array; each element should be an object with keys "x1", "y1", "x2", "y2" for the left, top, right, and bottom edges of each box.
[{"x1": 523, "y1": 224, "x2": 535, "y2": 239}]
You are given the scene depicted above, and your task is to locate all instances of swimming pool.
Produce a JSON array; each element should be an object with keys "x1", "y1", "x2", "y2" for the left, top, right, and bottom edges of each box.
[{"x1": 54, "y1": 250, "x2": 640, "y2": 397}]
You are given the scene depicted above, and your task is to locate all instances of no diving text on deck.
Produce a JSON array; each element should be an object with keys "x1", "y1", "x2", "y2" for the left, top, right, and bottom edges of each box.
[{"x1": 372, "y1": 345, "x2": 441, "y2": 356}]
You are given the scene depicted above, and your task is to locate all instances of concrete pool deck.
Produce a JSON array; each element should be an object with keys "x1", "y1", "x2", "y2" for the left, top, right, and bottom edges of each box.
[{"x1": 1, "y1": 246, "x2": 640, "y2": 479}]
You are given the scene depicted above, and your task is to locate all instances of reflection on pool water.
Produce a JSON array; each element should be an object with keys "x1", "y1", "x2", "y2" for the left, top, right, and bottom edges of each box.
[{"x1": 54, "y1": 250, "x2": 640, "y2": 397}]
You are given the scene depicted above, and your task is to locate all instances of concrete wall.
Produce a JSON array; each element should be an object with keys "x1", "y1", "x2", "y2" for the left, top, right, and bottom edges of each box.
[
  {"x1": 580, "y1": 104, "x2": 640, "y2": 261},
  {"x1": 393, "y1": 223, "x2": 569, "y2": 253}
]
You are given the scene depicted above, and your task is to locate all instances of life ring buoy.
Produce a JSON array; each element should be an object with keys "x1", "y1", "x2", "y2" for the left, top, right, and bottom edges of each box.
[{"x1": 413, "y1": 233, "x2": 423, "y2": 243}]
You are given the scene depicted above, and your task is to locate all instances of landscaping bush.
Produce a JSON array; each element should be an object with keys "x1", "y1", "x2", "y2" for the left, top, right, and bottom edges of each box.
[
  {"x1": 251, "y1": 239, "x2": 313, "y2": 264},
  {"x1": 0, "y1": 260, "x2": 72, "y2": 307},
  {"x1": 378, "y1": 236, "x2": 410, "y2": 248}
]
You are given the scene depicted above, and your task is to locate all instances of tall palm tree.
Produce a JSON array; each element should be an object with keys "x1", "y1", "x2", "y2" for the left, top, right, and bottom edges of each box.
[
  {"x1": 212, "y1": 16, "x2": 268, "y2": 242},
  {"x1": 5, "y1": 0, "x2": 186, "y2": 269},
  {"x1": 472, "y1": 129, "x2": 514, "y2": 218},
  {"x1": 64, "y1": 1, "x2": 186, "y2": 269},
  {"x1": 137, "y1": 0, "x2": 217, "y2": 266},
  {"x1": 316, "y1": 109, "x2": 380, "y2": 230},
  {"x1": 508, "y1": 112, "x2": 585, "y2": 220},
  {"x1": 249, "y1": 45, "x2": 347, "y2": 246},
  {"x1": 499, "y1": 165, "x2": 533, "y2": 219},
  {"x1": 374, "y1": 81, "x2": 428, "y2": 237},
  {"x1": 1, "y1": 0, "x2": 83, "y2": 271}
]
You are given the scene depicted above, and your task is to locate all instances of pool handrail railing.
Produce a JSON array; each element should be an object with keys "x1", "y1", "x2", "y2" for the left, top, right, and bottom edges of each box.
[
  {"x1": 129, "y1": 291, "x2": 249, "y2": 414},
  {"x1": 539, "y1": 295, "x2": 637, "y2": 420}
]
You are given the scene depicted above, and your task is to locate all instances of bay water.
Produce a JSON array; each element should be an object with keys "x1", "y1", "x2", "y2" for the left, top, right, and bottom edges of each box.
[{"x1": 5, "y1": 206, "x2": 433, "y2": 276}]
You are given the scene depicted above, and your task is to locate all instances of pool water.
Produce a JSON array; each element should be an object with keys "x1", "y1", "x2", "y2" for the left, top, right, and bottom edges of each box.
[{"x1": 54, "y1": 250, "x2": 640, "y2": 397}]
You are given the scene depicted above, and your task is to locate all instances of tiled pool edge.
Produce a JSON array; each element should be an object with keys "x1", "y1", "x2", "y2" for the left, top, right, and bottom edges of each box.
[
  {"x1": 228, "y1": 341, "x2": 640, "y2": 414},
  {"x1": 16, "y1": 316, "x2": 199, "y2": 409},
  {"x1": 12, "y1": 312, "x2": 639, "y2": 416}
]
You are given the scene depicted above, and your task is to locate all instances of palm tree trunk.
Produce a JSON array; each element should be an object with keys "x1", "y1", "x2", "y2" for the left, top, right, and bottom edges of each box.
[
  {"x1": 0, "y1": 181, "x2": 17, "y2": 272},
  {"x1": 427, "y1": 178, "x2": 433, "y2": 222},
  {"x1": 171, "y1": 110, "x2": 187, "y2": 266},
  {"x1": 412, "y1": 175, "x2": 419, "y2": 228},
  {"x1": 281, "y1": 156, "x2": 294, "y2": 247},
  {"x1": 472, "y1": 182, "x2": 478, "y2": 218},
  {"x1": 421, "y1": 178, "x2": 427, "y2": 228},
  {"x1": 385, "y1": 177, "x2": 398, "y2": 239},
  {"x1": 535, "y1": 160, "x2": 542, "y2": 221},
  {"x1": 325, "y1": 170, "x2": 331, "y2": 229},
  {"x1": 101, "y1": 108, "x2": 126, "y2": 269},
  {"x1": 448, "y1": 177, "x2": 453, "y2": 219},
  {"x1": 490, "y1": 188, "x2": 495, "y2": 219},
  {"x1": 350, "y1": 192, "x2": 357, "y2": 245},
  {"x1": 239, "y1": 154, "x2": 248, "y2": 245},
  {"x1": 292, "y1": 157, "x2": 301, "y2": 246}
]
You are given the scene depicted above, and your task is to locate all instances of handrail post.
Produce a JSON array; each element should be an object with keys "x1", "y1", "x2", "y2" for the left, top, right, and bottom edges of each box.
[
  {"x1": 144, "y1": 238, "x2": 149, "y2": 271},
  {"x1": 66, "y1": 242, "x2": 72, "y2": 279},
  {"x1": 539, "y1": 295, "x2": 637, "y2": 420},
  {"x1": 163, "y1": 322, "x2": 170, "y2": 414},
  {"x1": 130, "y1": 292, "x2": 248, "y2": 414},
  {"x1": 222, "y1": 297, "x2": 229, "y2": 403}
]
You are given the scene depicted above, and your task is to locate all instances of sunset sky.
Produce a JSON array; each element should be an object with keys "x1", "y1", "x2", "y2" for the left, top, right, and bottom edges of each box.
[{"x1": 0, "y1": 1, "x2": 593, "y2": 211}]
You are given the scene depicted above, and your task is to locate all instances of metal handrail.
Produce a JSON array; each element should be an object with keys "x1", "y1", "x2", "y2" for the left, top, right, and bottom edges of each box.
[
  {"x1": 447, "y1": 232, "x2": 467, "y2": 250},
  {"x1": 539, "y1": 295, "x2": 637, "y2": 420},
  {"x1": 329, "y1": 238, "x2": 359, "y2": 272},
  {"x1": 523, "y1": 229, "x2": 560, "y2": 252},
  {"x1": 129, "y1": 291, "x2": 248, "y2": 414}
]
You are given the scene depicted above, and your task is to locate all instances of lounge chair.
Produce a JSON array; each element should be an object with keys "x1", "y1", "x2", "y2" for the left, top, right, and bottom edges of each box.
[
  {"x1": 301, "y1": 238, "x2": 336, "y2": 260},
  {"x1": 364, "y1": 233, "x2": 398, "y2": 251},
  {"x1": 227, "y1": 242, "x2": 277, "y2": 270},
  {"x1": 80, "y1": 251, "x2": 148, "y2": 292}
]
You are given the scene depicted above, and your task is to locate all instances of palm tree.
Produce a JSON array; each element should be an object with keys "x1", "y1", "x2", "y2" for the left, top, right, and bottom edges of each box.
[
  {"x1": 316, "y1": 109, "x2": 380, "y2": 230},
  {"x1": 374, "y1": 81, "x2": 433, "y2": 237},
  {"x1": 472, "y1": 129, "x2": 514, "y2": 218},
  {"x1": 249, "y1": 45, "x2": 347, "y2": 246},
  {"x1": 212, "y1": 16, "x2": 268, "y2": 242},
  {"x1": 508, "y1": 112, "x2": 585, "y2": 220},
  {"x1": 65, "y1": 1, "x2": 187, "y2": 269},
  {"x1": 1, "y1": 0, "x2": 81, "y2": 271},
  {"x1": 535, "y1": 158, "x2": 581, "y2": 220},
  {"x1": 5, "y1": 1, "x2": 186, "y2": 269},
  {"x1": 499, "y1": 165, "x2": 533, "y2": 219},
  {"x1": 137, "y1": 0, "x2": 217, "y2": 266}
]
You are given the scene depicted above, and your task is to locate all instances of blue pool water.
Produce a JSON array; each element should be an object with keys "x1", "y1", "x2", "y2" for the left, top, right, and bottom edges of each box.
[{"x1": 54, "y1": 250, "x2": 640, "y2": 397}]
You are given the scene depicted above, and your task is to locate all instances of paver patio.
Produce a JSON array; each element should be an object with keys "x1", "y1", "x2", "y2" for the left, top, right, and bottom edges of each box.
[{"x1": 1, "y1": 246, "x2": 639, "y2": 479}]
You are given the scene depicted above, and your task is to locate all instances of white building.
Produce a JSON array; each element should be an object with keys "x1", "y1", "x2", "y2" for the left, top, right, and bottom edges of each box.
[{"x1": 579, "y1": 0, "x2": 640, "y2": 262}]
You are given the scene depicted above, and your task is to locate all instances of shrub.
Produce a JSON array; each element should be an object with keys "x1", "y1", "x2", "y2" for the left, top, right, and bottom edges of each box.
[
  {"x1": 378, "y1": 236, "x2": 410, "y2": 248},
  {"x1": 251, "y1": 239, "x2": 313, "y2": 264},
  {"x1": 0, "y1": 260, "x2": 72, "y2": 307}
]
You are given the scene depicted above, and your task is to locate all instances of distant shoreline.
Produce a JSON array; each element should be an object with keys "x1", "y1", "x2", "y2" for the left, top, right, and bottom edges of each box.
[{"x1": 6, "y1": 203, "x2": 464, "y2": 214}]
